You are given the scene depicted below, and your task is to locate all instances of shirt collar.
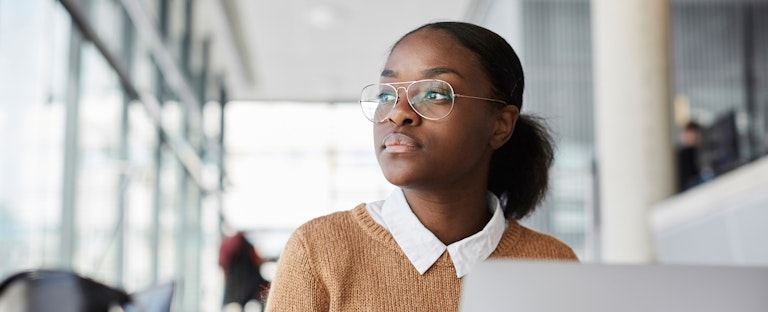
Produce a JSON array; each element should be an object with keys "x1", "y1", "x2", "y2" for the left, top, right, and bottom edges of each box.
[{"x1": 369, "y1": 188, "x2": 507, "y2": 278}]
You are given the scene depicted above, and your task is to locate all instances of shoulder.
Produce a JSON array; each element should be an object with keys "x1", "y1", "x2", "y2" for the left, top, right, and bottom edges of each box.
[
  {"x1": 288, "y1": 205, "x2": 361, "y2": 248},
  {"x1": 493, "y1": 220, "x2": 579, "y2": 261},
  {"x1": 287, "y1": 204, "x2": 392, "y2": 251},
  {"x1": 277, "y1": 204, "x2": 398, "y2": 278},
  {"x1": 277, "y1": 206, "x2": 363, "y2": 268},
  {"x1": 294, "y1": 206, "x2": 359, "y2": 235}
]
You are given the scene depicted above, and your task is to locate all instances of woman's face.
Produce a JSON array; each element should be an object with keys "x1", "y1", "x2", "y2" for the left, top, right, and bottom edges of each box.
[{"x1": 374, "y1": 28, "x2": 516, "y2": 190}]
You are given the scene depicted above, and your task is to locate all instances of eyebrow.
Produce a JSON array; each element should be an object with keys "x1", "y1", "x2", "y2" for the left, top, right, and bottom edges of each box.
[
  {"x1": 381, "y1": 69, "x2": 396, "y2": 78},
  {"x1": 380, "y1": 67, "x2": 465, "y2": 79}
]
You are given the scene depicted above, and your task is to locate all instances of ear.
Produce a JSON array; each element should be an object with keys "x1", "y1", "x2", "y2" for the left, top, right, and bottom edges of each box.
[{"x1": 490, "y1": 105, "x2": 519, "y2": 150}]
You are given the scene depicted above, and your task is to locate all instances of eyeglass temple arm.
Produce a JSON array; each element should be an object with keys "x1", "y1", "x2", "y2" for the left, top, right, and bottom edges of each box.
[{"x1": 454, "y1": 94, "x2": 508, "y2": 105}]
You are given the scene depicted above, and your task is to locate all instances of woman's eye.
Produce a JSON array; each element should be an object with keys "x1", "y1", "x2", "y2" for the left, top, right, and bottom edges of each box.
[
  {"x1": 377, "y1": 92, "x2": 396, "y2": 103},
  {"x1": 423, "y1": 90, "x2": 450, "y2": 101}
]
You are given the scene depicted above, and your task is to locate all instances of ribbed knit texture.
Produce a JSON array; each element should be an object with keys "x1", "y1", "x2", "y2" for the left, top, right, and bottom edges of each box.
[{"x1": 265, "y1": 204, "x2": 578, "y2": 311}]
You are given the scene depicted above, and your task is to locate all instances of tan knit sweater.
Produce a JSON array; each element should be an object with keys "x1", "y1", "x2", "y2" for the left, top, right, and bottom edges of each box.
[{"x1": 265, "y1": 204, "x2": 578, "y2": 311}]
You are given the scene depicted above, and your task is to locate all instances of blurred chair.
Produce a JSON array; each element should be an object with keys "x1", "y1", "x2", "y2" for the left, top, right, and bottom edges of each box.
[{"x1": 0, "y1": 269, "x2": 173, "y2": 312}]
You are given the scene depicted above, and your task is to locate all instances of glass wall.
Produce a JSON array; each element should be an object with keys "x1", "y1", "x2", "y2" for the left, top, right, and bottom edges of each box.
[
  {"x1": 0, "y1": 0, "x2": 225, "y2": 311},
  {"x1": 0, "y1": 0, "x2": 70, "y2": 275}
]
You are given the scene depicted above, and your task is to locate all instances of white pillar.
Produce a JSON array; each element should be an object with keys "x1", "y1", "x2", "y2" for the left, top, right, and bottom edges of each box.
[{"x1": 591, "y1": 0, "x2": 676, "y2": 263}]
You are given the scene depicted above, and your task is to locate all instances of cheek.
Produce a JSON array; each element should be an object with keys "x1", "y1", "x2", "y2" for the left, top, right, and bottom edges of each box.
[
  {"x1": 372, "y1": 124, "x2": 385, "y2": 150},
  {"x1": 450, "y1": 113, "x2": 496, "y2": 149},
  {"x1": 450, "y1": 130, "x2": 491, "y2": 160}
]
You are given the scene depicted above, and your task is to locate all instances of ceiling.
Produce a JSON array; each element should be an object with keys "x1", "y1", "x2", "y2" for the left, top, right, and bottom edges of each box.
[{"x1": 218, "y1": 0, "x2": 485, "y2": 102}]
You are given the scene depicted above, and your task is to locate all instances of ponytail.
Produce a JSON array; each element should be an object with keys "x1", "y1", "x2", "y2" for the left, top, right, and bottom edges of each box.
[{"x1": 488, "y1": 114, "x2": 554, "y2": 220}]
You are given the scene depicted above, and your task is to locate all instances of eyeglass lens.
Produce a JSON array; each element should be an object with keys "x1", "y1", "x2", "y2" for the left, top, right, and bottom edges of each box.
[{"x1": 359, "y1": 80, "x2": 455, "y2": 122}]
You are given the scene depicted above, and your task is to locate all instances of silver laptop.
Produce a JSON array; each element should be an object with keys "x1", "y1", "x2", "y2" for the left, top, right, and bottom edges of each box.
[{"x1": 460, "y1": 260, "x2": 768, "y2": 312}]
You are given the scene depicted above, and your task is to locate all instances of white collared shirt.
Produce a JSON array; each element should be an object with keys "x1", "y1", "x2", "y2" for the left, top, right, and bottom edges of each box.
[{"x1": 365, "y1": 188, "x2": 508, "y2": 278}]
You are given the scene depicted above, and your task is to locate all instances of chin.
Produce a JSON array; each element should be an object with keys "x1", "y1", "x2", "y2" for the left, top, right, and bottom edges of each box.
[
  {"x1": 380, "y1": 170, "x2": 416, "y2": 187},
  {"x1": 381, "y1": 172, "x2": 408, "y2": 187},
  {"x1": 377, "y1": 155, "x2": 431, "y2": 187},
  {"x1": 381, "y1": 171, "x2": 431, "y2": 189}
]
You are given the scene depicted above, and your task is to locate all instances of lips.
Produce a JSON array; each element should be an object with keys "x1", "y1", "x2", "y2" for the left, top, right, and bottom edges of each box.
[{"x1": 381, "y1": 133, "x2": 422, "y2": 153}]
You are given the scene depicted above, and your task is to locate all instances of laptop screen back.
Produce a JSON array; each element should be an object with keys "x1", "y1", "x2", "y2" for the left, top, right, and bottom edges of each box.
[{"x1": 459, "y1": 260, "x2": 768, "y2": 312}]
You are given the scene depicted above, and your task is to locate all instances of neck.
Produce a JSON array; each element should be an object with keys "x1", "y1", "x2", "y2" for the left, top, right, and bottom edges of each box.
[{"x1": 402, "y1": 187, "x2": 492, "y2": 245}]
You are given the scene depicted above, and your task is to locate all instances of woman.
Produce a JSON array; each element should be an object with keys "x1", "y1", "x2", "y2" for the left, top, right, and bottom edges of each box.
[{"x1": 265, "y1": 21, "x2": 577, "y2": 311}]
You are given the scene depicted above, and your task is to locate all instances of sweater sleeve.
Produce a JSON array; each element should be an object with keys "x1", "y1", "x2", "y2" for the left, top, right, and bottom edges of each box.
[{"x1": 265, "y1": 228, "x2": 329, "y2": 312}]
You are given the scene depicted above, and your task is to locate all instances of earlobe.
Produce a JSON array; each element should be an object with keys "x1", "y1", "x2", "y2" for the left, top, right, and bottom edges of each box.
[{"x1": 490, "y1": 105, "x2": 519, "y2": 149}]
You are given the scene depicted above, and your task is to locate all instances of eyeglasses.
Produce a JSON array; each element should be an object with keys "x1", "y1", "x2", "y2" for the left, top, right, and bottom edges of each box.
[{"x1": 359, "y1": 79, "x2": 507, "y2": 122}]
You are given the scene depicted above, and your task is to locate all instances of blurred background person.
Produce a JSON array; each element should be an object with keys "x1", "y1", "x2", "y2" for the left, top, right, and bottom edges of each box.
[
  {"x1": 219, "y1": 231, "x2": 269, "y2": 311},
  {"x1": 677, "y1": 121, "x2": 702, "y2": 192}
]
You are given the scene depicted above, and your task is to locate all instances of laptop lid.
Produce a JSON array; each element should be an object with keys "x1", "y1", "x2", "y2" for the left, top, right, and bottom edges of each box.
[{"x1": 459, "y1": 260, "x2": 768, "y2": 312}]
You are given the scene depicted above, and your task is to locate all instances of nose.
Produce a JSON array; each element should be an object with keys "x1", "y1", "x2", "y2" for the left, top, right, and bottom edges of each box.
[{"x1": 385, "y1": 86, "x2": 420, "y2": 126}]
